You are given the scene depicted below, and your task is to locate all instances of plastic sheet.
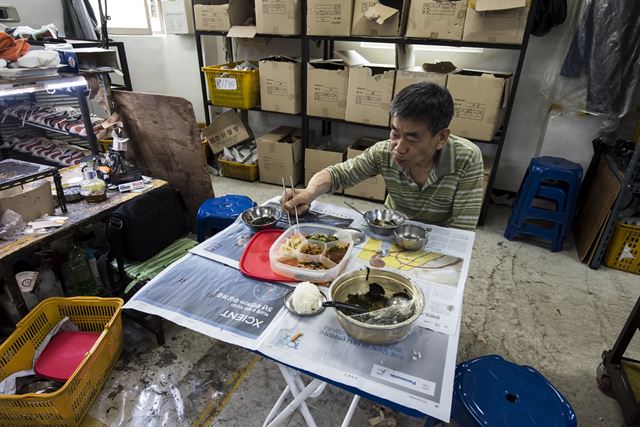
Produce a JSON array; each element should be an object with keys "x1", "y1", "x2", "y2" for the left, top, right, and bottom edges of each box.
[
  {"x1": 541, "y1": 0, "x2": 640, "y2": 122},
  {"x1": 0, "y1": 209, "x2": 26, "y2": 240}
]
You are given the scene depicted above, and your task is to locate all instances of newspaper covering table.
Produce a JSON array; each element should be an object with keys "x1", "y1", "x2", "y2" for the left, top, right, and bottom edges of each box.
[{"x1": 125, "y1": 199, "x2": 475, "y2": 422}]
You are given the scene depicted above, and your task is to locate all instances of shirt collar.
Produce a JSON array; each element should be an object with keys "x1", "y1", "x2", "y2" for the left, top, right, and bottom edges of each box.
[{"x1": 389, "y1": 137, "x2": 456, "y2": 178}]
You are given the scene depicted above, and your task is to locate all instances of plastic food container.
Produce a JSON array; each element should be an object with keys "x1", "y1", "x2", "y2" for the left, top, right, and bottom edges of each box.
[{"x1": 269, "y1": 224, "x2": 353, "y2": 283}]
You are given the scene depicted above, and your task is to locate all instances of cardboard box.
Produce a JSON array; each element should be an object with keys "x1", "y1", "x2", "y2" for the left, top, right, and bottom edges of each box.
[
  {"x1": 307, "y1": 0, "x2": 353, "y2": 36},
  {"x1": 304, "y1": 147, "x2": 344, "y2": 185},
  {"x1": 256, "y1": 126, "x2": 304, "y2": 185},
  {"x1": 193, "y1": 0, "x2": 254, "y2": 32},
  {"x1": 392, "y1": 62, "x2": 456, "y2": 98},
  {"x1": 0, "y1": 182, "x2": 54, "y2": 223},
  {"x1": 345, "y1": 65, "x2": 395, "y2": 126},
  {"x1": 256, "y1": 0, "x2": 301, "y2": 35},
  {"x1": 202, "y1": 109, "x2": 252, "y2": 155},
  {"x1": 405, "y1": 0, "x2": 467, "y2": 40},
  {"x1": 307, "y1": 60, "x2": 349, "y2": 120},
  {"x1": 344, "y1": 137, "x2": 386, "y2": 201},
  {"x1": 462, "y1": 2, "x2": 529, "y2": 44},
  {"x1": 259, "y1": 56, "x2": 301, "y2": 114},
  {"x1": 351, "y1": 0, "x2": 409, "y2": 36},
  {"x1": 446, "y1": 70, "x2": 512, "y2": 141}
]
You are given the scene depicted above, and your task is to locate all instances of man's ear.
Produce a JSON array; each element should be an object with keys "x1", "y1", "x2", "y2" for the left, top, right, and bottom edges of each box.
[{"x1": 436, "y1": 129, "x2": 450, "y2": 150}]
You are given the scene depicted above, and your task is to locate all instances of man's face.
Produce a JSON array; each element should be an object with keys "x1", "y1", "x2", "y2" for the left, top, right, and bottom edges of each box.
[{"x1": 389, "y1": 116, "x2": 449, "y2": 169}]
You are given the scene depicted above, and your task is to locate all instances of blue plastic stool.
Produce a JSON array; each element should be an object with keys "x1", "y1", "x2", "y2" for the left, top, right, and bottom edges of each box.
[
  {"x1": 505, "y1": 157, "x2": 582, "y2": 252},
  {"x1": 196, "y1": 195, "x2": 255, "y2": 242},
  {"x1": 426, "y1": 355, "x2": 577, "y2": 427}
]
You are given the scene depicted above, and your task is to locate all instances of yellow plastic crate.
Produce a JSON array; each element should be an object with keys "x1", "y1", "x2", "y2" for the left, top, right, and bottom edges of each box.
[
  {"x1": 604, "y1": 222, "x2": 640, "y2": 274},
  {"x1": 0, "y1": 297, "x2": 124, "y2": 426},
  {"x1": 218, "y1": 158, "x2": 259, "y2": 181},
  {"x1": 202, "y1": 61, "x2": 260, "y2": 109}
]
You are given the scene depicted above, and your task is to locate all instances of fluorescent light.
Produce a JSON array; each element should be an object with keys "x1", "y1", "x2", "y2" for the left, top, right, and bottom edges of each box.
[
  {"x1": 361, "y1": 42, "x2": 483, "y2": 53},
  {"x1": 0, "y1": 76, "x2": 87, "y2": 98},
  {"x1": 44, "y1": 80, "x2": 88, "y2": 91}
]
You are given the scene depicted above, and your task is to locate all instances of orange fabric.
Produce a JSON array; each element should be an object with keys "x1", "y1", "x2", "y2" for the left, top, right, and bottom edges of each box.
[{"x1": 0, "y1": 33, "x2": 30, "y2": 61}]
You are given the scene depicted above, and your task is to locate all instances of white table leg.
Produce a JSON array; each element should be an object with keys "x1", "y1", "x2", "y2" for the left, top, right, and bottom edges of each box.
[
  {"x1": 262, "y1": 385, "x2": 291, "y2": 427},
  {"x1": 341, "y1": 395, "x2": 360, "y2": 427},
  {"x1": 266, "y1": 376, "x2": 325, "y2": 427}
]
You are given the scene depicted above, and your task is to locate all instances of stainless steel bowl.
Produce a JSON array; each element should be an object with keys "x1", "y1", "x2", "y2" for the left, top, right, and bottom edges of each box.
[
  {"x1": 363, "y1": 209, "x2": 407, "y2": 236},
  {"x1": 394, "y1": 224, "x2": 428, "y2": 250},
  {"x1": 328, "y1": 269, "x2": 425, "y2": 345},
  {"x1": 241, "y1": 206, "x2": 282, "y2": 231}
]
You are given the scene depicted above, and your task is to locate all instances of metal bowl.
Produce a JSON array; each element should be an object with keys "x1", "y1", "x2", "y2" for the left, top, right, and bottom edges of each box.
[
  {"x1": 241, "y1": 206, "x2": 282, "y2": 231},
  {"x1": 328, "y1": 269, "x2": 425, "y2": 345},
  {"x1": 394, "y1": 224, "x2": 428, "y2": 250},
  {"x1": 363, "y1": 209, "x2": 407, "y2": 236}
]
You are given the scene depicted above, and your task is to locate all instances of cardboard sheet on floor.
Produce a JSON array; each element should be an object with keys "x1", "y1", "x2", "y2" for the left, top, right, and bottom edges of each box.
[
  {"x1": 574, "y1": 159, "x2": 621, "y2": 262},
  {"x1": 113, "y1": 91, "x2": 214, "y2": 227}
]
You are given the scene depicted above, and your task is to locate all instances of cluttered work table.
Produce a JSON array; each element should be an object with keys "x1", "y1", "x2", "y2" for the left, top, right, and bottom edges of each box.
[
  {"x1": 0, "y1": 162, "x2": 166, "y2": 316},
  {"x1": 125, "y1": 198, "x2": 475, "y2": 424}
]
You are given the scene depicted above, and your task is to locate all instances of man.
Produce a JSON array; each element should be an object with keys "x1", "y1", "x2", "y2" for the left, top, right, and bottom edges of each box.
[{"x1": 282, "y1": 82, "x2": 485, "y2": 230}]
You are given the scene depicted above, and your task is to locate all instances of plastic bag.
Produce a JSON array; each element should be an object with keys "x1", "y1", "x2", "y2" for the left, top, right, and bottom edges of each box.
[
  {"x1": 0, "y1": 209, "x2": 26, "y2": 240},
  {"x1": 541, "y1": 0, "x2": 640, "y2": 121}
]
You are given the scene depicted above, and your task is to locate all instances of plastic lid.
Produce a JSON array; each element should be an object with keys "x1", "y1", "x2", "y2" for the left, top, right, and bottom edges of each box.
[
  {"x1": 35, "y1": 331, "x2": 100, "y2": 382},
  {"x1": 240, "y1": 229, "x2": 296, "y2": 282},
  {"x1": 455, "y1": 355, "x2": 576, "y2": 427}
]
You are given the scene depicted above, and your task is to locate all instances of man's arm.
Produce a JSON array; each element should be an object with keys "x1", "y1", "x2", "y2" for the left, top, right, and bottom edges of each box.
[{"x1": 450, "y1": 151, "x2": 484, "y2": 230}]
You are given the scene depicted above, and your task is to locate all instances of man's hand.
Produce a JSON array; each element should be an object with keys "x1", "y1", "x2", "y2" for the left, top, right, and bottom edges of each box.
[
  {"x1": 279, "y1": 170, "x2": 334, "y2": 216},
  {"x1": 280, "y1": 188, "x2": 312, "y2": 215}
]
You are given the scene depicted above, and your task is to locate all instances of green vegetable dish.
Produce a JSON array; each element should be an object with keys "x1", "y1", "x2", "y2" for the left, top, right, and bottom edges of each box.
[{"x1": 306, "y1": 233, "x2": 338, "y2": 242}]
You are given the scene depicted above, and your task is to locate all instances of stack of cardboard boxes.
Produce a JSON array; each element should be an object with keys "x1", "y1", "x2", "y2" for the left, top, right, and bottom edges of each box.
[{"x1": 196, "y1": 0, "x2": 528, "y2": 199}]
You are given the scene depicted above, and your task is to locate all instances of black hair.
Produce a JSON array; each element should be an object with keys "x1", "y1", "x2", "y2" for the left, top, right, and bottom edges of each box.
[{"x1": 390, "y1": 82, "x2": 454, "y2": 135}]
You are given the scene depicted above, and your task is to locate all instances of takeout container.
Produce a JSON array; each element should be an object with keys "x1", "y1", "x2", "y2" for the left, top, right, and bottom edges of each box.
[
  {"x1": 269, "y1": 224, "x2": 353, "y2": 283},
  {"x1": 241, "y1": 206, "x2": 282, "y2": 231},
  {"x1": 329, "y1": 269, "x2": 424, "y2": 345},
  {"x1": 364, "y1": 209, "x2": 407, "y2": 236}
]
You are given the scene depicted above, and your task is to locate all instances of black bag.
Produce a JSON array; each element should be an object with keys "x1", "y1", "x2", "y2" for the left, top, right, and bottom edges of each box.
[{"x1": 102, "y1": 186, "x2": 190, "y2": 295}]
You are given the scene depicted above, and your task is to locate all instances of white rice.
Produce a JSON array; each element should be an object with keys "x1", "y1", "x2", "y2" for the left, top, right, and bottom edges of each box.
[{"x1": 291, "y1": 281, "x2": 322, "y2": 314}]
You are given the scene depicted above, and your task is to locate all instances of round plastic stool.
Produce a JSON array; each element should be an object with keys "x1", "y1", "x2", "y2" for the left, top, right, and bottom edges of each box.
[
  {"x1": 452, "y1": 355, "x2": 576, "y2": 427},
  {"x1": 196, "y1": 194, "x2": 255, "y2": 242}
]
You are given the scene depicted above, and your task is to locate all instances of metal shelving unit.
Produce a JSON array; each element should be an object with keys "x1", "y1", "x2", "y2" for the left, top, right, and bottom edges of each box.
[
  {"x1": 0, "y1": 76, "x2": 101, "y2": 155},
  {"x1": 193, "y1": 0, "x2": 538, "y2": 224},
  {"x1": 589, "y1": 142, "x2": 640, "y2": 269}
]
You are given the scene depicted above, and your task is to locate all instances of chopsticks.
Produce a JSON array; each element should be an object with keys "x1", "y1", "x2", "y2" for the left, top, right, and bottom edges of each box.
[
  {"x1": 282, "y1": 176, "x2": 300, "y2": 229},
  {"x1": 290, "y1": 176, "x2": 299, "y2": 228},
  {"x1": 281, "y1": 177, "x2": 291, "y2": 228}
]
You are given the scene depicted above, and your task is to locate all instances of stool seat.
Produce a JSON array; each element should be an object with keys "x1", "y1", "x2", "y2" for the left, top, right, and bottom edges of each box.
[
  {"x1": 453, "y1": 355, "x2": 576, "y2": 427},
  {"x1": 196, "y1": 195, "x2": 255, "y2": 242}
]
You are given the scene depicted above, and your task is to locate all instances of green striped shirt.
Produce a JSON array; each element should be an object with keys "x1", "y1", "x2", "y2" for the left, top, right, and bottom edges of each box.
[{"x1": 326, "y1": 136, "x2": 484, "y2": 230}]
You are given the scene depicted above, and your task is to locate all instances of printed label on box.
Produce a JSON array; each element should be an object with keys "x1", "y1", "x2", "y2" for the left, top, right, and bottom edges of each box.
[
  {"x1": 216, "y1": 77, "x2": 238, "y2": 90},
  {"x1": 263, "y1": 2, "x2": 287, "y2": 14},
  {"x1": 355, "y1": 87, "x2": 383, "y2": 106},
  {"x1": 424, "y1": 2, "x2": 456, "y2": 16},
  {"x1": 455, "y1": 101, "x2": 485, "y2": 121},
  {"x1": 314, "y1": 4, "x2": 342, "y2": 22},
  {"x1": 266, "y1": 80, "x2": 289, "y2": 96},
  {"x1": 313, "y1": 86, "x2": 339, "y2": 103}
]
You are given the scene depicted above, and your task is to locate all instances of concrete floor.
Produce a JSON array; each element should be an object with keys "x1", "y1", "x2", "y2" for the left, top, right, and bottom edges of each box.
[{"x1": 82, "y1": 176, "x2": 639, "y2": 427}]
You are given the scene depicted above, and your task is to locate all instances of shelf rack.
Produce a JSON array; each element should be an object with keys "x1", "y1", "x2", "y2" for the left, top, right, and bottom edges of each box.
[{"x1": 193, "y1": 0, "x2": 538, "y2": 224}]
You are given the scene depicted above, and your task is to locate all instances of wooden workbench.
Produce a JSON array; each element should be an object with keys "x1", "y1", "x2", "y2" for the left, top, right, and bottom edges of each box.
[{"x1": 0, "y1": 165, "x2": 167, "y2": 317}]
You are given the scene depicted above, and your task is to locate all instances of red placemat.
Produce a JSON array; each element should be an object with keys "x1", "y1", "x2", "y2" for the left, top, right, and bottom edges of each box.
[
  {"x1": 239, "y1": 229, "x2": 296, "y2": 282},
  {"x1": 35, "y1": 331, "x2": 100, "y2": 382}
]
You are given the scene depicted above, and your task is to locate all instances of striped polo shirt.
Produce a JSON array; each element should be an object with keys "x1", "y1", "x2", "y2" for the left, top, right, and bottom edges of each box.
[{"x1": 326, "y1": 136, "x2": 484, "y2": 230}]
